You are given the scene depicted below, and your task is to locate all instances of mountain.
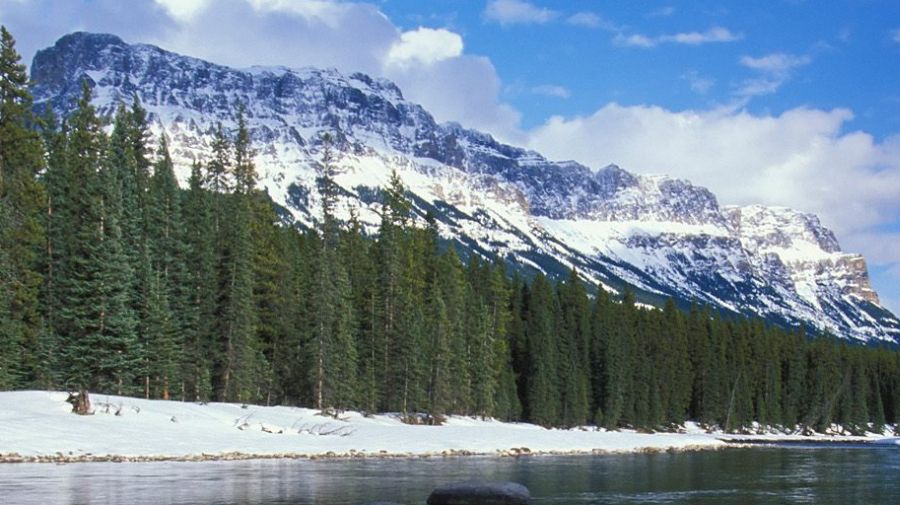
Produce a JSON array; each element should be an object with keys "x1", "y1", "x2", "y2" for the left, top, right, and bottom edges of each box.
[{"x1": 29, "y1": 32, "x2": 900, "y2": 344}]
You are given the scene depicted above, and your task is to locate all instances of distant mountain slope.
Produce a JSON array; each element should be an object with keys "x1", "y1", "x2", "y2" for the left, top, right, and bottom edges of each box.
[{"x1": 30, "y1": 32, "x2": 900, "y2": 344}]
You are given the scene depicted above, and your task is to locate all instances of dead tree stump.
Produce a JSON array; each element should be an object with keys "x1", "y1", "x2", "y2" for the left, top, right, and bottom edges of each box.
[{"x1": 66, "y1": 390, "x2": 93, "y2": 415}]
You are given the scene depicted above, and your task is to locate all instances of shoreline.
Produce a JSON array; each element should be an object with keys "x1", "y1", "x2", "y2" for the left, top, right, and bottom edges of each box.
[
  {"x1": 0, "y1": 443, "x2": 733, "y2": 465},
  {"x1": 2, "y1": 391, "x2": 895, "y2": 465}
]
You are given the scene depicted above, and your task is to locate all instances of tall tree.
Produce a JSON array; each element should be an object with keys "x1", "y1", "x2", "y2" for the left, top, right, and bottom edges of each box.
[
  {"x1": 146, "y1": 136, "x2": 189, "y2": 399},
  {"x1": 215, "y1": 113, "x2": 263, "y2": 401},
  {"x1": 524, "y1": 273, "x2": 560, "y2": 426},
  {"x1": 557, "y1": 269, "x2": 591, "y2": 426},
  {"x1": 53, "y1": 83, "x2": 140, "y2": 392},
  {"x1": 309, "y1": 132, "x2": 358, "y2": 411},
  {"x1": 182, "y1": 161, "x2": 217, "y2": 400},
  {"x1": 0, "y1": 26, "x2": 46, "y2": 387}
]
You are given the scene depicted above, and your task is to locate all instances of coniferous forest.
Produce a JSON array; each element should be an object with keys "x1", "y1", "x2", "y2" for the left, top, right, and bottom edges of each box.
[{"x1": 2, "y1": 27, "x2": 900, "y2": 434}]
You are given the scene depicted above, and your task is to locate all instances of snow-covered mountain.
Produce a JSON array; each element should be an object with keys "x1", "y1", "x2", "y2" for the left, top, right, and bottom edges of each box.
[{"x1": 30, "y1": 32, "x2": 900, "y2": 344}]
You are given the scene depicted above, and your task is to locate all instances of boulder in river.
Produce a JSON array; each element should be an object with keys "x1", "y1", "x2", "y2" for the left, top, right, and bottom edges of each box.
[{"x1": 426, "y1": 481, "x2": 530, "y2": 505}]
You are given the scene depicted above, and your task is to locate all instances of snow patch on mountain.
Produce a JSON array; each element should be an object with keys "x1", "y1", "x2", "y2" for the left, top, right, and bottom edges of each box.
[{"x1": 29, "y1": 32, "x2": 900, "y2": 344}]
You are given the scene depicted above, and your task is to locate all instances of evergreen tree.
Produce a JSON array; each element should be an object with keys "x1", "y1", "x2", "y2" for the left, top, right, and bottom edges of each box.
[
  {"x1": 557, "y1": 269, "x2": 591, "y2": 426},
  {"x1": 524, "y1": 273, "x2": 560, "y2": 426},
  {"x1": 309, "y1": 133, "x2": 358, "y2": 411},
  {"x1": 341, "y1": 211, "x2": 378, "y2": 411},
  {"x1": 603, "y1": 289, "x2": 636, "y2": 428},
  {"x1": 661, "y1": 299, "x2": 692, "y2": 424},
  {"x1": 0, "y1": 26, "x2": 46, "y2": 387},
  {"x1": 53, "y1": 83, "x2": 140, "y2": 392},
  {"x1": 182, "y1": 161, "x2": 217, "y2": 400},
  {"x1": 488, "y1": 263, "x2": 520, "y2": 421},
  {"x1": 146, "y1": 135, "x2": 189, "y2": 399},
  {"x1": 214, "y1": 115, "x2": 262, "y2": 401},
  {"x1": 374, "y1": 170, "x2": 412, "y2": 411},
  {"x1": 437, "y1": 247, "x2": 469, "y2": 415}
]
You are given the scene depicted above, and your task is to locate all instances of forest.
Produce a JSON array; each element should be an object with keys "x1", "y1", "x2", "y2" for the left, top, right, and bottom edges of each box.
[{"x1": 1, "y1": 26, "x2": 899, "y2": 434}]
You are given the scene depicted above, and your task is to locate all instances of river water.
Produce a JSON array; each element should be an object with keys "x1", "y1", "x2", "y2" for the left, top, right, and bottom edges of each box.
[{"x1": 1, "y1": 446, "x2": 898, "y2": 504}]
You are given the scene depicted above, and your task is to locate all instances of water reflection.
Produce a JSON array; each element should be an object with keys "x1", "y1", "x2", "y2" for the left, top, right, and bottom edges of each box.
[{"x1": 0, "y1": 447, "x2": 897, "y2": 505}]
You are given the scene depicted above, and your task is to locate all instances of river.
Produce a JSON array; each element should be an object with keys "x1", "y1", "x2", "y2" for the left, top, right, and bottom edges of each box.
[{"x1": 1, "y1": 446, "x2": 897, "y2": 504}]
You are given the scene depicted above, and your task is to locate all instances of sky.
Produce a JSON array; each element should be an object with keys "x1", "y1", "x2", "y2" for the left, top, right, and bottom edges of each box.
[{"x1": 1, "y1": 0, "x2": 899, "y2": 314}]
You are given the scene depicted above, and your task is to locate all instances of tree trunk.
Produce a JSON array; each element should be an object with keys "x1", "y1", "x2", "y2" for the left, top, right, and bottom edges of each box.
[{"x1": 66, "y1": 390, "x2": 92, "y2": 415}]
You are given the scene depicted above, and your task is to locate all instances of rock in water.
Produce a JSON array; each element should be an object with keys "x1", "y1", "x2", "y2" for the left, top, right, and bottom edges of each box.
[{"x1": 427, "y1": 481, "x2": 530, "y2": 505}]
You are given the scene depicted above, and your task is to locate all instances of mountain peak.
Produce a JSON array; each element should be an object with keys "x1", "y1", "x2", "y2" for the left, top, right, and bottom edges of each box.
[{"x1": 28, "y1": 31, "x2": 900, "y2": 344}]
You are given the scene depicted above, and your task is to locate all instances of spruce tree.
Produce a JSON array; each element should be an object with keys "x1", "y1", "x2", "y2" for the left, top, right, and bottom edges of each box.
[
  {"x1": 53, "y1": 83, "x2": 140, "y2": 392},
  {"x1": 524, "y1": 273, "x2": 560, "y2": 426},
  {"x1": 438, "y1": 247, "x2": 469, "y2": 415},
  {"x1": 182, "y1": 161, "x2": 217, "y2": 400},
  {"x1": 557, "y1": 269, "x2": 591, "y2": 426},
  {"x1": 603, "y1": 289, "x2": 636, "y2": 428},
  {"x1": 488, "y1": 263, "x2": 520, "y2": 421},
  {"x1": 215, "y1": 114, "x2": 262, "y2": 401},
  {"x1": 146, "y1": 135, "x2": 189, "y2": 399},
  {"x1": 36, "y1": 106, "x2": 67, "y2": 389},
  {"x1": 374, "y1": 170, "x2": 412, "y2": 411},
  {"x1": 0, "y1": 26, "x2": 46, "y2": 388},
  {"x1": 309, "y1": 133, "x2": 358, "y2": 411}
]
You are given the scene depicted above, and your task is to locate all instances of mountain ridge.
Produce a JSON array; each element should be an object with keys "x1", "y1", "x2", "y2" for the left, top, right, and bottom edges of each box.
[{"x1": 30, "y1": 32, "x2": 900, "y2": 344}]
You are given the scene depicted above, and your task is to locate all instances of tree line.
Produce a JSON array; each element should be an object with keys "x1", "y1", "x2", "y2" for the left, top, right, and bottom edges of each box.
[{"x1": 1, "y1": 27, "x2": 899, "y2": 433}]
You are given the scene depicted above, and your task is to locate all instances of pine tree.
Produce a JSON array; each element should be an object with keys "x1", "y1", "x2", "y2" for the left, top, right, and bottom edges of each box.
[
  {"x1": 146, "y1": 135, "x2": 189, "y2": 399},
  {"x1": 108, "y1": 104, "x2": 153, "y2": 396},
  {"x1": 426, "y1": 276, "x2": 452, "y2": 419},
  {"x1": 52, "y1": 83, "x2": 140, "y2": 392},
  {"x1": 395, "y1": 228, "x2": 428, "y2": 415},
  {"x1": 557, "y1": 269, "x2": 591, "y2": 426},
  {"x1": 309, "y1": 133, "x2": 358, "y2": 411},
  {"x1": 374, "y1": 170, "x2": 412, "y2": 412},
  {"x1": 35, "y1": 106, "x2": 66, "y2": 389},
  {"x1": 603, "y1": 289, "x2": 636, "y2": 428},
  {"x1": 488, "y1": 263, "x2": 520, "y2": 421},
  {"x1": 0, "y1": 26, "x2": 46, "y2": 388},
  {"x1": 524, "y1": 274, "x2": 560, "y2": 426},
  {"x1": 215, "y1": 115, "x2": 262, "y2": 401},
  {"x1": 661, "y1": 299, "x2": 692, "y2": 424},
  {"x1": 465, "y1": 267, "x2": 495, "y2": 417},
  {"x1": 0, "y1": 199, "x2": 17, "y2": 387},
  {"x1": 341, "y1": 211, "x2": 378, "y2": 412},
  {"x1": 589, "y1": 286, "x2": 612, "y2": 424},
  {"x1": 437, "y1": 247, "x2": 469, "y2": 415},
  {"x1": 182, "y1": 161, "x2": 217, "y2": 400}
]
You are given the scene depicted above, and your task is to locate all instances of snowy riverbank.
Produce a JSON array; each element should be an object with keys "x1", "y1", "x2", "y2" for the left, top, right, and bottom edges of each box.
[{"x1": 0, "y1": 391, "x2": 895, "y2": 463}]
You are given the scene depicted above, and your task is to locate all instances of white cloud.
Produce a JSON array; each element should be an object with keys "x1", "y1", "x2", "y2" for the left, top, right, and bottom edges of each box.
[
  {"x1": 615, "y1": 33, "x2": 656, "y2": 48},
  {"x1": 735, "y1": 78, "x2": 782, "y2": 98},
  {"x1": 662, "y1": 27, "x2": 741, "y2": 45},
  {"x1": 566, "y1": 12, "x2": 600, "y2": 28},
  {"x1": 386, "y1": 54, "x2": 523, "y2": 142},
  {"x1": 484, "y1": 0, "x2": 557, "y2": 26},
  {"x1": 740, "y1": 53, "x2": 811, "y2": 74},
  {"x1": 615, "y1": 26, "x2": 741, "y2": 48},
  {"x1": 681, "y1": 70, "x2": 714, "y2": 94},
  {"x1": 737, "y1": 53, "x2": 811, "y2": 98},
  {"x1": 385, "y1": 27, "x2": 463, "y2": 67},
  {"x1": 892, "y1": 29, "x2": 900, "y2": 43},
  {"x1": 531, "y1": 84, "x2": 570, "y2": 99},
  {"x1": 154, "y1": 0, "x2": 210, "y2": 20}
]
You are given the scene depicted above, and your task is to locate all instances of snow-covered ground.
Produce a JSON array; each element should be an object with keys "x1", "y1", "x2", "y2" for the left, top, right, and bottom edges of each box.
[{"x1": 0, "y1": 391, "x2": 895, "y2": 463}]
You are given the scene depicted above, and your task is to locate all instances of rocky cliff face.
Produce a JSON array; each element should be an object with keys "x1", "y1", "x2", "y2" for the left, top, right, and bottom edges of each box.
[{"x1": 30, "y1": 32, "x2": 900, "y2": 344}]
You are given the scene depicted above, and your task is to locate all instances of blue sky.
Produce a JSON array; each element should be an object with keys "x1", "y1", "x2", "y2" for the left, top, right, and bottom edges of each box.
[
  {"x1": 2, "y1": 0, "x2": 899, "y2": 313},
  {"x1": 382, "y1": 1, "x2": 900, "y2": 136}
]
